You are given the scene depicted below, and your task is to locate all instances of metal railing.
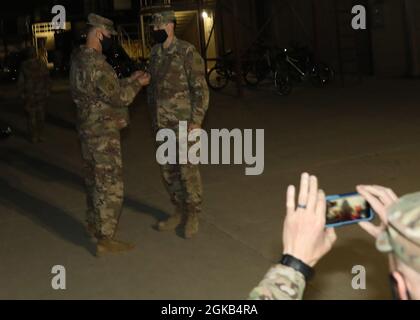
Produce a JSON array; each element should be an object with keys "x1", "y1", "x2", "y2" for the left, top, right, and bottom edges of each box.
[{"x1": 117, "y1": 25, "x2": 143, "y2": 61}]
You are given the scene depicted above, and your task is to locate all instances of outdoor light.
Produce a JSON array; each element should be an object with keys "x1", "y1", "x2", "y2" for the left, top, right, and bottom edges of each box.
[{"x1": 202, "y1": 11, "x2": 208, "y2": 19}]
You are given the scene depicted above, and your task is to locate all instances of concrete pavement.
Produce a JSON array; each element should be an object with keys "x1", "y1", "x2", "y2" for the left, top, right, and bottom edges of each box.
[{"x1": 1, "y1": 78, "x2": 420, "y2": 299}]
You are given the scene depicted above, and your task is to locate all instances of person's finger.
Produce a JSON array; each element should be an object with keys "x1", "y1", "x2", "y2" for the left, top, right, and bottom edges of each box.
[
  {"x1": 315, "y1": 190, "x2": 326, "y2": 223},
  {"x1": 286, "y1": 185, "x2": 296, "y2": 215},
  {"x1": 298, "y1": 172, "x2": 310, "y2": 207},
  {"x1": 385, "y1": 188, "x2": 398, "y2": 202},
  {"x1": 357, "y1": 186, "x2": 387, "y2": 221},
  {"x1": 359, "y1": 221, "x2": 382, "y2": 238},
  {"x1": 364, "y1": 185, "x2": 394, "y2": 207},
  {"x1": 306, "y1": 176, "x2": 318, "y2": 212},
  {"x1": 372, "y1": 185, "x2": 396, "y2": 207}
]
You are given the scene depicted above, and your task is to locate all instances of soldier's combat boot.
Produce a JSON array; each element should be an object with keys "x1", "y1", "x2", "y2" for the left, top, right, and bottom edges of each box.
[
  {"x1": 184, "y1": 210, "x2": 199, "y2": 239},
  {"x1": 157, "y1": 205, "x2": 184, "y2": 232},
  {"x1": 96, "y1": 238, "x2": 135, "y2": 257}
]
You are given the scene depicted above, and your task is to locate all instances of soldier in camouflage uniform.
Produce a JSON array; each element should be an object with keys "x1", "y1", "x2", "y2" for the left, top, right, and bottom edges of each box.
[
  {"x1": 18, "y1": 47, "x2": 51, "y2": 143},
  {"x1": 249, "y1": 173, "x2": 332, "y2": 300},
  {"x1": 69, "y1": 14, "x2": 150, "y2": 256},
  {"x1": 148, "y1": 11, "x2": 210, "y2": 239},
  {"x1": 249, "y1": 177, "x2": 420, "y2": 300},
  {"x1": 371, "y1": 190, "x2": 420, "y2": 300}
]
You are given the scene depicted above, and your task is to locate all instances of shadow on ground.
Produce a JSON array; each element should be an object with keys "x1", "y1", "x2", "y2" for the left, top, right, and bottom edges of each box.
[
  {"x1": 0, "y1": 177, "x2": 96, "y2": 255},
  {"x1": 0, "y1": 148, "x2": 169, "y2": 240}
]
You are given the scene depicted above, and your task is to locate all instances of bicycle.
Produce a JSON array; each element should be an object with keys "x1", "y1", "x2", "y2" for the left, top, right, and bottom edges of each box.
[
  {"x1": 275, "y1": 43, "x2": 334, "y2": 95},
  {"x1": 206, "y1": 50, "x2": 237, "y2": 91},
  {"x1": 242, "y1": 42, "x2": 292, "y2": 95}
]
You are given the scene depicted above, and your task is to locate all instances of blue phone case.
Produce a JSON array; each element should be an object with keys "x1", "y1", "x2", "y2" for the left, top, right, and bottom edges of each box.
[{"x1": 325, "y1": 192, "x2": 375, "y2": 228}]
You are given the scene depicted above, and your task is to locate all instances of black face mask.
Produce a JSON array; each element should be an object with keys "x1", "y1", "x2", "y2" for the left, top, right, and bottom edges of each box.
[
  {"x1": 100, "y1": 35, "x2": 113, "y2": 53},
  {"x1": 152, "y1": 29, "x2": 168, "y2": 44}
]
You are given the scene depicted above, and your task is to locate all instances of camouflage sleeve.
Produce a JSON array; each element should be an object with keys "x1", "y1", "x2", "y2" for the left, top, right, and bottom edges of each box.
[
  {"x1": 184, "y1": 46, "x2": 209, "y2": 126},
  {"x1": 248, "y1": 264, "x2": 306, "y2": 300},
  {"x1": 119, "y1": 77, "x2": 135, "y2": 88},
  {"x1": 95, "y1": 64, "x2": 142, "y2": 108}
]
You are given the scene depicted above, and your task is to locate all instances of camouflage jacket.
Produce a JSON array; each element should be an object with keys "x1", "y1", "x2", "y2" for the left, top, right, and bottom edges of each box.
[
  {"x1": 18, "y1": 58, "x2": 51, "y2": 102},
  {"x1": 147, "y1": 37, "x2": 209, "y2": 128},
  {"x1": 248, "y1": 264, "x2": 306, "y2": 300},
  {"x1": 69, "y1": 46, "x2": 142, "y2": 136}
]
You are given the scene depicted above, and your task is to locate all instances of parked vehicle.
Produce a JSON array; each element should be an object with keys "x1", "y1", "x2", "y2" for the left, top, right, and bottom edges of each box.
[
  {"x1": 0, "y1": 126, "x2": 12, "y2": 140},
  {"x1": 1, "y1": 51, "x2": 25, "y2": 82}
]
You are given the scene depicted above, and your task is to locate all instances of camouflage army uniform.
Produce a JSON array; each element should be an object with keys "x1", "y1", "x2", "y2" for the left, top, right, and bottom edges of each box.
[
  {"x1": 148, "y1": 32, "x2": 209, "y2": 222},
  {"x1": 18, "y1": 49, "x2": 51, "y2": 142},
  {"x1": 248, "y1": 264, "x2": 306, "y2": 300},
  {"x1": 377, "y1": 192, "x2": 420, "y2": 273},
  {"x1": 69, "y1": 45, "x2": 142, "y2": 239}
]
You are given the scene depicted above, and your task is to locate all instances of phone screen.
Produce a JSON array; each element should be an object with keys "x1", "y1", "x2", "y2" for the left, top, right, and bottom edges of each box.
[{"x1": 326, "y1": 193, "x2": 373, "y2": 227}]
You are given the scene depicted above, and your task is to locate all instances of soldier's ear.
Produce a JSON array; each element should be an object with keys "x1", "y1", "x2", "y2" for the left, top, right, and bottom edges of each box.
[
  {"x1": 166, "y1": 23, "x2": 174, "y2": 34},
  {"x1": 96, "y1": 29, "x2": 103, "y2": 41}
]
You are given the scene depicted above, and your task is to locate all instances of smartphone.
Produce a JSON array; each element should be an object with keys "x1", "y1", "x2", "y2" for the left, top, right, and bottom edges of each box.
[{"x1": 325, "y1": 192, "x2": 374, "y2": 228}]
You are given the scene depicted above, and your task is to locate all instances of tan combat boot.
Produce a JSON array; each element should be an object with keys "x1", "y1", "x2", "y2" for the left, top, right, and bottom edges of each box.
[
  {"x1": 96, "y1": 238, "x2": 135, "y2": 257},
  {"x1": 184, "y1": 210, "x2": 199, "y2": 239},
  {"x1": 157, "y1": 205, "x2": 184, "y2": 232}
]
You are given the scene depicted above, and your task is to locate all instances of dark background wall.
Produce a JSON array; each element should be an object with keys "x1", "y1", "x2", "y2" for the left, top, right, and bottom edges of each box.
[{"x1": 224, "y1": 0, "x2": 419, "y2": 77}]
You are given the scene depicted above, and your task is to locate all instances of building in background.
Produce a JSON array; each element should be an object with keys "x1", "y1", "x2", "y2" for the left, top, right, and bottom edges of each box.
[{"x1": 2, "y1": 0, "x2": 420, "y2": 79}]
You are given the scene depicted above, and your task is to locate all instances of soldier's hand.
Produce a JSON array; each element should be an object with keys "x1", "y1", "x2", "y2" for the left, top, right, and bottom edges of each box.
[
  {"x1": 282, "y1": 173, "x2": 337, "y2": 268},
  {"x1": 130, "y1": 71, "x2": 145, "y2": 81},
  {"x1": 357, "y1": 185, "x2": 398, "y2": 239},
  {"x1": 138, "y1": 72, "x2": 151, "y2": 87}
]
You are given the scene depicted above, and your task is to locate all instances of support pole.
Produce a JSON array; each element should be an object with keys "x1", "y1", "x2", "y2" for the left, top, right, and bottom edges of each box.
[
  {"x1": 312, "y1": 0, "x2": 321, "y2": 61},
  {"x1": 140, "y1": 14, "x2": 146, "y2": 60},
  {"x1": 197, "y1": 0, "x2": 208, "y2": 73}
]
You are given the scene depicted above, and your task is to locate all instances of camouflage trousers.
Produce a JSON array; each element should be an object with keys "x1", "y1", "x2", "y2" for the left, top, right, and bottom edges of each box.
[
  {"x1": 79, "y1": 131, "x2": 124, "y2": 239},
  {"x1": 156, "y1": 127, "x2": 203, "y2": 214},
  {"x1": 24, "y1": 100, "x2": 46, "y2": 141},
  {"x1": 160, "y1": 163, "x2": 203, "y2": 213}
]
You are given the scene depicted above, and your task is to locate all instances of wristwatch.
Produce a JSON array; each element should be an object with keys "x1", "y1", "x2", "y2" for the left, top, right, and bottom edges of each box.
[{"x1": 279, "y1": 254, "x2": 315, "y2": 281}]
